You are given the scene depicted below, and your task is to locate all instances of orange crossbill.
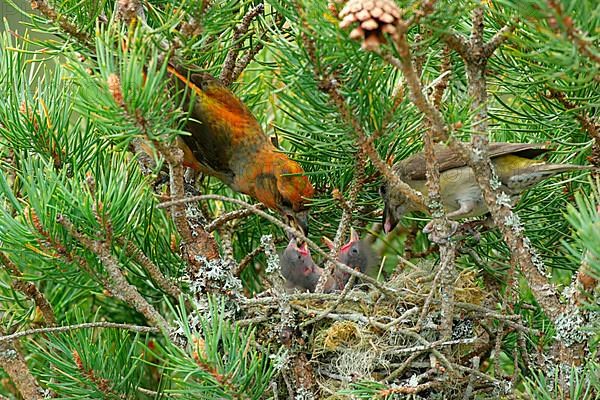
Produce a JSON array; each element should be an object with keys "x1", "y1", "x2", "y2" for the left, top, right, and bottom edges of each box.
[
  {"x1": 167, "y1": 66, "x2": 314, "y2": 234},
  {"x1": 381, "y1": 142, "x2": 591, "y2": 233}
]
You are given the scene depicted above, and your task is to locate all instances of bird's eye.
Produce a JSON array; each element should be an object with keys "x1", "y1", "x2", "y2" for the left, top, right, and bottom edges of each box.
[
  {"x1": 351, "y1": 248, "x2": 358, "y2": 254},
  {"x1": 297, "y1": 254, "x2": 302, "y2": 260},
  {"x1": 379, "y1": 185, "x2": 387, "y2": 196}
]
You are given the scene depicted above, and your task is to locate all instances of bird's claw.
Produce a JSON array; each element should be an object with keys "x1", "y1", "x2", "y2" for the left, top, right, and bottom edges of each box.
[{"x1": 423, "y1": 220, "x2": 460, "y2": 244}]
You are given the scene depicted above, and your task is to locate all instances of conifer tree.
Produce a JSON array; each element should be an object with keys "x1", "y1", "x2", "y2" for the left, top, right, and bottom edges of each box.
[{"x1": 0, "y1": 0, "x2": 598, "y2": 398}]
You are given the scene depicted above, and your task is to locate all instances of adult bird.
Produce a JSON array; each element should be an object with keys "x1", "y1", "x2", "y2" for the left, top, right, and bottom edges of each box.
[
  {"x1": 380, "y1": 142, "x2": 590, "y2": 233},
  {"x1": 167, "y1": 65, "x2": 314, "y2": 234}
]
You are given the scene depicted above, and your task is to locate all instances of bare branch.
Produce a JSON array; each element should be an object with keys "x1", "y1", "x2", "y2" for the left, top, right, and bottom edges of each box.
[
  {"x1": 0, "y1": 322, "x2": 159, "y2": 343},
  {"x1": 442, "y1": 33, "x2": 469, "y2": 60},
  {"x1": 220, "y1": 4, "x2": 265, "y2": 85},
  {"x1": 483, "y1": 24, "x2": 517, "y2": 58}
]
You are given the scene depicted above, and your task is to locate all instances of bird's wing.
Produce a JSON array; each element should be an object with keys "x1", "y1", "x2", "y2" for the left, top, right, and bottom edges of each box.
[
  {"x1": 397, "y1": 142, "x2": 550, "y2": 181},
  {"x1": 179, "y1": 120, "x2": 236, "y2": 181},
  {"x1": 167, "y1": 67, "x2": 237, "y2": 182}
]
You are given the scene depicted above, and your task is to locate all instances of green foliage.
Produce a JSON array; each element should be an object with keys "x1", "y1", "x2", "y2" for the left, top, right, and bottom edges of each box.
[
  {"x1": 565, "y1": 178, "x2": 600, "y2": 280},
  {"x1": 0, "y1": 0, "x2": 598, "y2": 398},
  {"x1": 522, "y1": 362, "x2": 600, "y2": 400},
  {"x1": 31, "y1": 315, "x2": 151, "y2": 399},
  {"x1": 149, "y1": 298, "x2": 277, "y2": 399}
]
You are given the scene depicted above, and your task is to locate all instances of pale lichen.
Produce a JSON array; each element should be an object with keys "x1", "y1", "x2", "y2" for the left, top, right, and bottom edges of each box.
[
  {"x1": 522, "y1": 237, "x2": 549, "y2": 277},
  {"x1": 294, "y1": 387, "x2": 315, "y2": 400},
  {"x1": 495, "y1": 191, "x2": 512, "y2": 207},
  {"x1": 555, "y1": 308, "x2": 589, "y2": 346},
  {"x1": 261, "y1": 234, "x2": 280, "y2": 274}
]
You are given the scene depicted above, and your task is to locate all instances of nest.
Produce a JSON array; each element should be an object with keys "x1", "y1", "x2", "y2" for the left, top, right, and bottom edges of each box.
[{"x1": 242, "y1": 260, "x2": 520, "y2": 398}]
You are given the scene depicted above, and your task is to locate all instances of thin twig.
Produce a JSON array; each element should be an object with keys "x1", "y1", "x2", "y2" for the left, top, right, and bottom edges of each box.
[
  {"x1": 384, "y1": 350, "x2": 424, "y2": 382},
  {"x1": 493, "y1": 322, "x2": 506, "y2": 378},
  {"x1": 301, "y1": 274, "x2": 356, "y2": 327},
  {"x1": 243, "y1": 291, "x2": 371, "y2": 306},
  {"x1": 483, "y1": 23, "x2": 516, "y2": 57},
  {"x1": 452, "y1": 362, "x2": 506, "y2": 387},
  {"x1": 385, "y1": 336, "x2": 478, "y2": 355},
  {"x1": 205, "y1": 207, "x2": 261, "y2": 233},
  {"x1": 220, "y1": 4, "x2": 265, "y2": 85},
  {"x1": 234, "y1": 244, "x2": 264, "y2": 277},
  {"x1": 379, "y1": 379, "x2": 441, "y2": 396},
  {"x1": 462, "y1": 356, "x2": 480, "y2": 400},
  {"x1": 415, "y1": 261, "x2": 445, "y2": 332},
  {"x1": 0, "y1": 322, "x2": 159, "y2": 343},
  {"x1": 0, "y1": 252, "x2": 56, "y2": 326},
  {"x1": 438, "y1": 242, "x2": 457, "y2": 339},
  {"x1": 231, "y1": 42, "x2": 264, "y2": 82},
  {"x1": 117, "y1": 237, "x2": 182, "y2": 300}
]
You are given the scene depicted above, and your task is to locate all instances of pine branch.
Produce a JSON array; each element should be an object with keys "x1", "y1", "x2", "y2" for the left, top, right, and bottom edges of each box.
[
  {"x1": 545, "y1": 0, "x2": 600, "y2": 65},
  {"x1": 0, "y1": 334, "x2": 47, "y2": 400},
  {"x1": 117, "y1": 237, "x2": 183, "y2": 300},
  {"x1": 57, "y1": 215, "x2": 170, "y2": 332},
  {"x1": 30, "y1": 0, "x2": 91, "y2": 45},
  {"x1": 0, "y1": 252, "x2": 56, "y2": 326},
  {"x1": 219, "y1": 4, "x2": 265, "y2": 86}
]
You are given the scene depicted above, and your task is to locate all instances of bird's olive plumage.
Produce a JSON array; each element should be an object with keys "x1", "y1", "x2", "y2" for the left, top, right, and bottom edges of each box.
[
  {"x1": 381, "y1": 142, "x2": 590, "y2": 233},
  {"x1": 168, "y1": 66, "x2": 314, "y2": 234}
]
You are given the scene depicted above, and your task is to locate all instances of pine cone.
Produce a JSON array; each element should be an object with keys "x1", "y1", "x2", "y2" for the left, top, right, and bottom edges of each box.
[{"x1": 338, "y1": 0, "x2": 401, "y2": 50}]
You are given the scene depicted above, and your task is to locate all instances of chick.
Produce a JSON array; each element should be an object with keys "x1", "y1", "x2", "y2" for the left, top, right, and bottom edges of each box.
[
  {"x1": 280, "y1": 238, "x2": 322, "y2": 292},
  {"x1": 323, "y1": 227, "x2": 377, "y2": 289}
]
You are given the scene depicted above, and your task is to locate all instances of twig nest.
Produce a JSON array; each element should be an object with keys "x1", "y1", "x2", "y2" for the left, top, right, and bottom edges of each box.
[{"x1": 338, "y1": 0, "x2": 401, "y2": 50}]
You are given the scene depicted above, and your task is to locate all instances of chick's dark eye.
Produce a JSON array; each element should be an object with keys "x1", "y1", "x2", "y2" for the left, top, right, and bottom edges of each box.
[
  {"x1": 297, "y1": 254, "x2": 302, "y2": 260},
  {"x1": 351, "y1": 248, "x2": 358, "y2": 254},
  {"x1": 379, "y1": 185, "x2": 387, "y2": 196}
]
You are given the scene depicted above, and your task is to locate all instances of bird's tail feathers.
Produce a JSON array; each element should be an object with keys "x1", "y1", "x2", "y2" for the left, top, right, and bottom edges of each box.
[
  {"x1": 535, "y1": 163, "x2": 592, "y2": 174},
  {"x1": 507, "y1": 163, "x2": 592, "y2": 191}
]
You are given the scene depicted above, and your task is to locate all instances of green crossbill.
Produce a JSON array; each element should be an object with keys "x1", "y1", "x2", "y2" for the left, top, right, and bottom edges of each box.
[{"x1": 380, "y1": 142, "x2": 591, "y2": 233}]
